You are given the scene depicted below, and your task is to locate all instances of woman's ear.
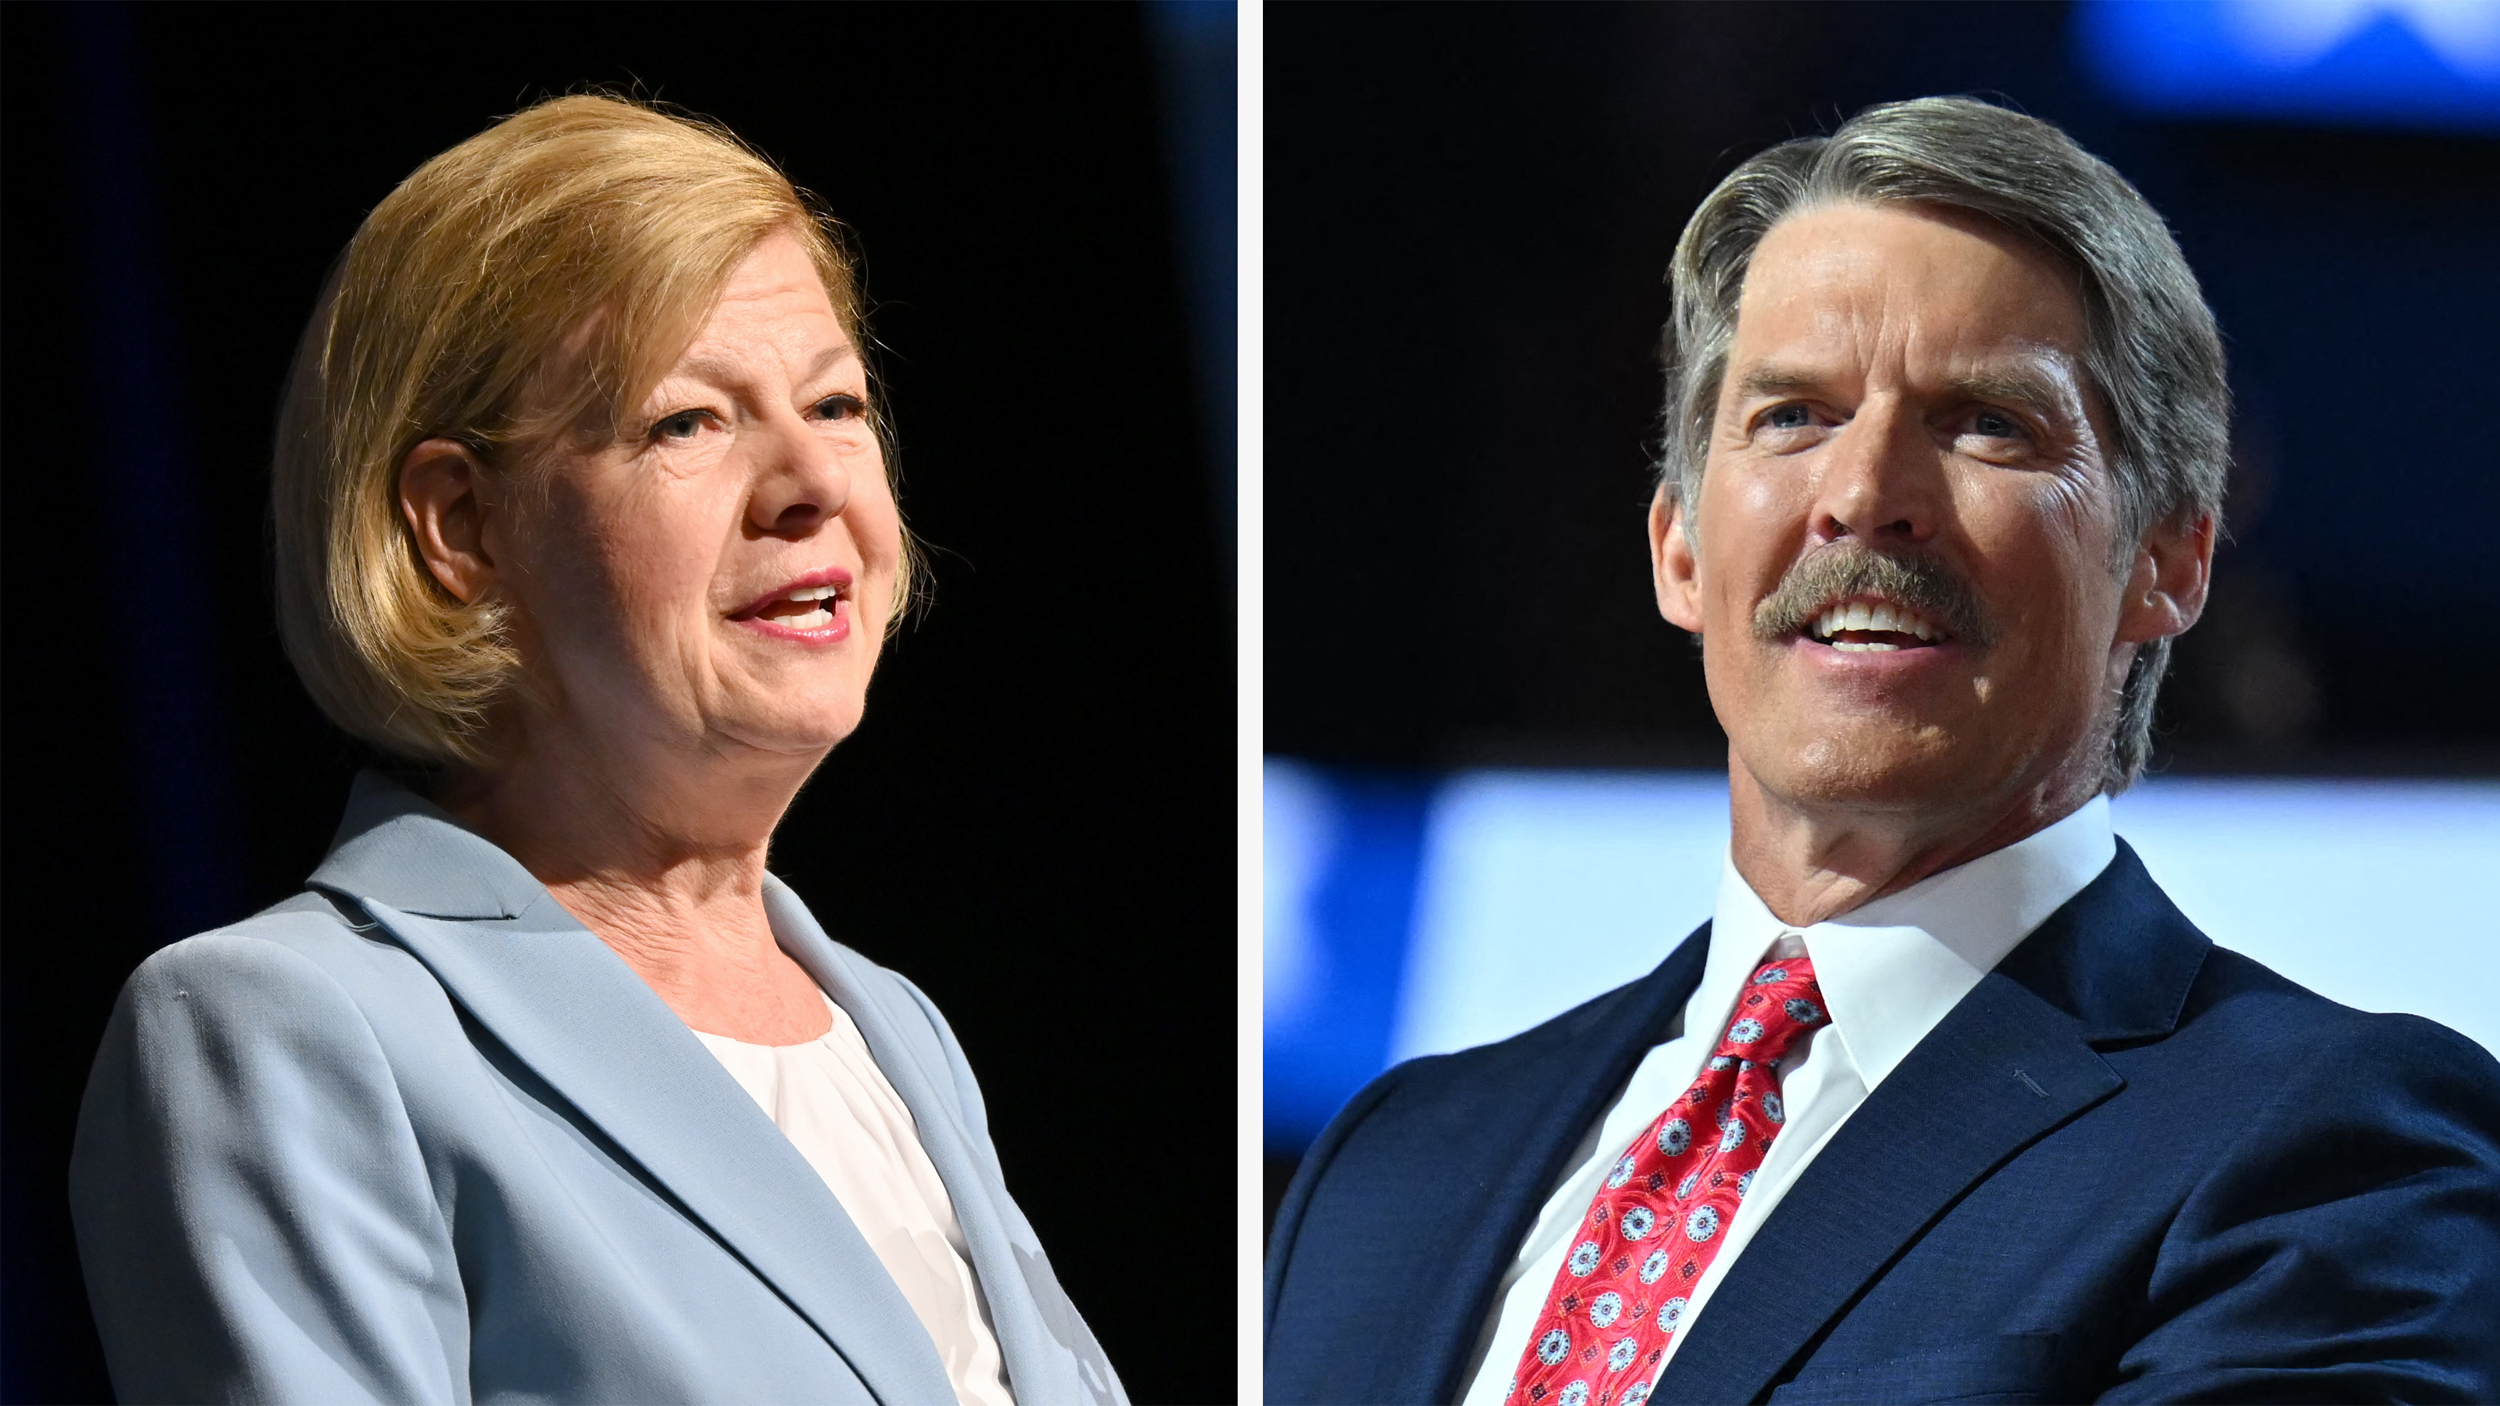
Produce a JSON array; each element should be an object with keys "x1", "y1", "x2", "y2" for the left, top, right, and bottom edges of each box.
[
  {"x1": 1650, "y1": 484, "x2": 1706, "y2": 633},
  {"x1": 398, "y1": 439, "x2": 498, "y2": 605}
]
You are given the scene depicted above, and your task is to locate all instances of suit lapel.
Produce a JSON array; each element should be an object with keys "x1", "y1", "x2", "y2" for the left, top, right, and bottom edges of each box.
[
  {"x1": 306, "y1": 775, "x2": 958, "y2": 1405},
  {"x1": 1654, "y1": 843, "x2": 2209, "y2": 1405},
  {"x1": 767, "y1": 882, "x2": 1105, "y2": 1405},
  {"x1": 360, "y1": 901, "x2": 959, "y2": 1404},
  {"x1": 1399, "y1": 930, "x2": 1714, "y2": 1404},
  {"x1": 1654, "y1": 971, "x2": 2120, "y2": 1404}
]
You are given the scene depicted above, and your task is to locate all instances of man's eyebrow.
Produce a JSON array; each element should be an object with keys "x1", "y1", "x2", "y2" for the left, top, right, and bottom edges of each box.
[
  {"x1": 1729, "y1": 360, "x2": 2083, "y2": 421},
  {"x1": 1944, "y1": 367, "x2": 2076, "y2": 420},
  {"x1": 1730, "y1": 364, "x2": 1826, "y2": 401}
]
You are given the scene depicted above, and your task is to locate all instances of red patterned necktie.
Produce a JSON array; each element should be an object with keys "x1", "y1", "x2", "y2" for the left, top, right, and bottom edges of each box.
[{"x1": 1509, "y1": 956, "x2": 1829, "y2": 1406}]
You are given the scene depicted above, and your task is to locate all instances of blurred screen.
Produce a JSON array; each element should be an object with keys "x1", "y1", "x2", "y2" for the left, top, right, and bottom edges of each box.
[
  {"x1": 1265, "y1": 760, "x2": 2500, "y2": 1150},
  {"x1": 2075, "y1": 0, "x2": 2500, "y2": 133}
]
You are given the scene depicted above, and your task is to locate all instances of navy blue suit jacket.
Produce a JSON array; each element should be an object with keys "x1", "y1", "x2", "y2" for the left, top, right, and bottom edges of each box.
[{"x1": 1265, "y1": 843, "x2": 2500, "y2": 1403}]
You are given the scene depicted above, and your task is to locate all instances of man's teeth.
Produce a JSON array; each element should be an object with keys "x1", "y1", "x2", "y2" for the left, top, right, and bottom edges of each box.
[{"x1": 1809, "y1": 600, "x2": 1940, "y2": 651}]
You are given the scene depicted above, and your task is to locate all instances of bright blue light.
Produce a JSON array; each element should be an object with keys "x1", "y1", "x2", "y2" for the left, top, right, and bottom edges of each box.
[
  {"x1": 2075, "y1": 0, "x2": 2500, "y2": 133},
  {"x1": 1263, "y1": 763, "x2": 2500, "y2": 1151},
  {"x1": 1261, "y1": 760, "x2": 1436, "y2": 1152}
]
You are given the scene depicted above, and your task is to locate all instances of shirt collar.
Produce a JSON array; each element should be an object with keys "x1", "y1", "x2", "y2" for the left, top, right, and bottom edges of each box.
[{"x1": 1706, "y1": 796, "x2": 2117, "y2": 1090}]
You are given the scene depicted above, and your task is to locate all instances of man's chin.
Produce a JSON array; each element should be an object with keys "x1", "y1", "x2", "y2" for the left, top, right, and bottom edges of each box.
[{"x1": 1739, "y1": 725, "x2": 1978, "y2": 814}]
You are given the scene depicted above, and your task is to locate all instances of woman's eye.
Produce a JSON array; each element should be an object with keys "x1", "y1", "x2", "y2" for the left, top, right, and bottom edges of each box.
[
  {"x1": 814, "y1": 393, "x2": 867, "y2": 422},
  {"x1": 653, "y1": 410, "x2": 707, "y2": 441}
]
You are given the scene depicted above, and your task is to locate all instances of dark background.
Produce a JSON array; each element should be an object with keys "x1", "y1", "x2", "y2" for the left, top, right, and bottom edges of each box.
[
  {"x1": 1264, "y1": 2, "x2": 2500, "y2": 1218},
  {"x1": 1268, "y1": 0, "x2": 2500, "y2": 771},
  {"x1": 2, "y1": 5, "x2": 1232, "y2": 1403}
]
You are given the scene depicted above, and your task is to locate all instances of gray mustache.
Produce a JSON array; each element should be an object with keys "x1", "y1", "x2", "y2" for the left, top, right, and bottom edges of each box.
[{"x1": 1750, "y1": 544, "x2": 1993, "y2": 645}]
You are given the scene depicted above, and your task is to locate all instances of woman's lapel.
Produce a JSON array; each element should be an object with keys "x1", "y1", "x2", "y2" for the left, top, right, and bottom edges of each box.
[
  {"x1": 764, "y1": 878, "x2": 1126, "y2": 1406},
  {"x1": 306, "y1": 774, "x2": 958, "y2": 1403}
]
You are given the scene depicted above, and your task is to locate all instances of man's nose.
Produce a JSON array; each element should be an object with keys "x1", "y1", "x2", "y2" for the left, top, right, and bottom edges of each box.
[{"x1": 1809, "y1": 399, "x2": 1943, "y2": 548}]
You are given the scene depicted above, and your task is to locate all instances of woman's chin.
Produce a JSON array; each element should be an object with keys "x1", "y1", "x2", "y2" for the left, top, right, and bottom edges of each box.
[{"x1": 712, "y1": 704, "x2": 867, "y2": 761}]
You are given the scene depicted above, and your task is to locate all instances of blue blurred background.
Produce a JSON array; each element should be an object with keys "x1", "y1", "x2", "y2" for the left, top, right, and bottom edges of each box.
[
  {"x1": 1266, "y1": 0, "x2": 2500, "y2": 1217},
  {"x1": 1266, "y1": 765, "x2": 2500, "y2": 1151}
]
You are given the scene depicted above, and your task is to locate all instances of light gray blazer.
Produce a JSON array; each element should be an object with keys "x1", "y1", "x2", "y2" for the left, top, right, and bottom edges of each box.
[{"x1": 70, "y1": 772, "x2": 1126, "y2": 1405}]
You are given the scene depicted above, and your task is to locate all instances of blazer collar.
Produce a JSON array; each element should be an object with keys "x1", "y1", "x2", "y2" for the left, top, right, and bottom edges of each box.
[
  {"x1": 306, "y1": 771, "x2": 962, "y2": 1405},
  {"x1": 309, "y1": 769, "x2": 545, "y2": 921},
  {"x1": 1654, "y1": 839, "x2": 2211, "y2": 1404},
  {"x1": 1991, "y1": 839, "x2": 2211, "y2": 1045},
  {"x1": 765, "y1": 880, "x2": 1118, "y2": 1405}
]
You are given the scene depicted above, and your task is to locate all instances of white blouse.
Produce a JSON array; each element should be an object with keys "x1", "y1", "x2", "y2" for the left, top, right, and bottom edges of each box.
[{"x1": 692, "y1": 997, "x2": 1015, "y2": 1406}]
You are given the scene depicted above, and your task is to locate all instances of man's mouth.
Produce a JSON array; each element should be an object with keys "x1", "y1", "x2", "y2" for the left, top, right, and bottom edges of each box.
[
  {"x1": 1803, "y1": 597, "x2": 1945, "y2": 653},
  {"x1": 1752, "y1": 543, "x2": 1990, "y2": 652}
]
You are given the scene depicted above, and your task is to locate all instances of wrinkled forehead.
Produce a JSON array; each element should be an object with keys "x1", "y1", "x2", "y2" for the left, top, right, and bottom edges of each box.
[
  {"x1": 665, "y1": 248, "x2": 857, "y2": 381},
  {"x1": 1731, "y1": 201, "x2": 2092, "y2": 388},
  {"x1": 518, "y1": 230, "x2": 857, "y2": 443}
]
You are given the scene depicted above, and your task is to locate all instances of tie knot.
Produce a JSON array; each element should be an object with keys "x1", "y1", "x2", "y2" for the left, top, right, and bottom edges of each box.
[{"x1": 1718, "y1": 956, "x2": 1827, "y2": 1061}]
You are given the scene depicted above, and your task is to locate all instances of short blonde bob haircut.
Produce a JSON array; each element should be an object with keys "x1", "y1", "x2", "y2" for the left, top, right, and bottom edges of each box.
[{"x1": 274, "y1": 93, "x2": 914, "y2": 766}]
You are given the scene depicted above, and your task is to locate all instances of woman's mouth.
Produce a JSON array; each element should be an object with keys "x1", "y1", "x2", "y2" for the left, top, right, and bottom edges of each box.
[
  {"x1": 730, "y1": 570, "x2": 855, "y2": 642},
  {"x1": 751, "y1": 584, "x2": 841, "y2": 630}
]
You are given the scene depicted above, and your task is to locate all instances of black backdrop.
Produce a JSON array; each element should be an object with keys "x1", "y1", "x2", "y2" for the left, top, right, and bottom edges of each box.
[
  {"x1": 2, "y1": 6, "x2": 1232, "y2": 1403},
  {"x1": 1266, "y1": 1, "x2": 2500, "y2": 772}
]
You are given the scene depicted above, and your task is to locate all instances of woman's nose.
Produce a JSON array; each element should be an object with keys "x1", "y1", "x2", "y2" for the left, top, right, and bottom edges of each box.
[
  {"x1": 745, "y1": 411, "x2": 852, "y2": 537},
  {"x1": 1809, "y1": 401, "x2": 1942, "y2": 549}
]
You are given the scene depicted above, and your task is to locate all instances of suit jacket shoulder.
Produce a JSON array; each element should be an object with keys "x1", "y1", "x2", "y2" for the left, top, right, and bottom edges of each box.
[
  {"x1": 1264, "y1": 841, "x2": 2500, "y2": 1405},
  {"x1": 72, "y1": 773, "x2": 1126, "y2": 1406},
  {"x1": 1265, "y1": 923, "x2": 1712, "y2": 1404}
]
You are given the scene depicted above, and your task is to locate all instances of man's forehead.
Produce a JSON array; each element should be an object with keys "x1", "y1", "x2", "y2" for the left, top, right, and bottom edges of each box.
[
  {"x1": 1750, "y1": 204, "x2": 2080, "y2": 316},
  {"x1": 1729, "y1": 205, "x2": 2091, "y2": 396}
]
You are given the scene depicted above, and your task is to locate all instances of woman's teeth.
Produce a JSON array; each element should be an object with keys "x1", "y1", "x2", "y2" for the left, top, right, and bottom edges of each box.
[
  {"x1": 761, "y1": 584, "x2": 841, "y2": 629},
  {"x1": 1809, "y1": 599, "x2": 1940, "y2": 652}
]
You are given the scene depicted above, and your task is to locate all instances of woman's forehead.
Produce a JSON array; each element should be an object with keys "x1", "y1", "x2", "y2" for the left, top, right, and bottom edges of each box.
[{"x1": 647, "y1": 239, "x2": 857, "y2": 393}]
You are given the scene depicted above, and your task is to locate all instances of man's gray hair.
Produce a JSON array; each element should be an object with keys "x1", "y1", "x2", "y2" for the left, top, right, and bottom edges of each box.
[{"x1": 1658, "y1": 96, "x2": 2229, "y2": 793}]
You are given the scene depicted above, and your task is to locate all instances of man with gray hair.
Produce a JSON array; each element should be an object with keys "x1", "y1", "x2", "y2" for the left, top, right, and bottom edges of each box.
[{"x1": 1265, "y1": 97, "x2": 2500, "y2": 1404}]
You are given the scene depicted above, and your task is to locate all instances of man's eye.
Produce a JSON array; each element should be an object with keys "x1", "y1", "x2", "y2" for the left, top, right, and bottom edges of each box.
[
  {"x1": 815, "y1": 393, "x2": 867, "y2": 422},
  {"x1": 1763, "y1": 403, "x2": 1814, "y2": 431},
  {"x1": 1971, "y1": 410, "x2": 2022, "y2": 439}
]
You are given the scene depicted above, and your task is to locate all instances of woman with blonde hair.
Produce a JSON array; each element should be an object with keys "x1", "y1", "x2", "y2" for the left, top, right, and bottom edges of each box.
[{"x1": 70, "y1": 94, "x2": 1124, "y2": 1404}]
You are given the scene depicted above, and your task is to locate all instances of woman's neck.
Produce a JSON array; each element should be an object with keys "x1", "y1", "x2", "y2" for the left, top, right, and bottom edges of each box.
[{"x1": 438, "y1": 724, "x2": 834, "y2": 1045}]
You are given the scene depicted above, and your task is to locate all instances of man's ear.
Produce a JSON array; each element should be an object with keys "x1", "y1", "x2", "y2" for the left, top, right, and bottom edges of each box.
[
  {"x1": 1650, "y1": 484, "x2": 1706, "y2": 633},
  {"x1": 398, "y1": 439, "x2": 499, "y2": 605},
  {"x1": 2116, "y1": 507, "x2": 2215, "y2": 646}
]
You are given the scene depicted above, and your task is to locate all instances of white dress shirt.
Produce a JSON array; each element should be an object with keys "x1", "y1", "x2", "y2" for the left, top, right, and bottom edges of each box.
[
  {"x1": 694, "y1": 996, "x2": 1016, "y2": 1406},
  {"x1": 1456, "y1": 797, "x2": 2117, "y2": 1405}
]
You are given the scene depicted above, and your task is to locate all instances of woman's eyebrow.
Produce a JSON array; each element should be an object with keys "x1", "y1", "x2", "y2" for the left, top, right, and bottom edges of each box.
[
  {"x1": 663, "y1": 342, "x2": 859, "y2": 392},
  {"x1": 801, "y1": 343, "x2": 858, "y2": 383}
]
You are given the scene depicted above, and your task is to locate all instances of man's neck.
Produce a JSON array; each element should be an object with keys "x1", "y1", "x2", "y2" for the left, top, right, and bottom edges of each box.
[{"x1": 1727, "y1": 756, "x2": 2103, "y2": 927}]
